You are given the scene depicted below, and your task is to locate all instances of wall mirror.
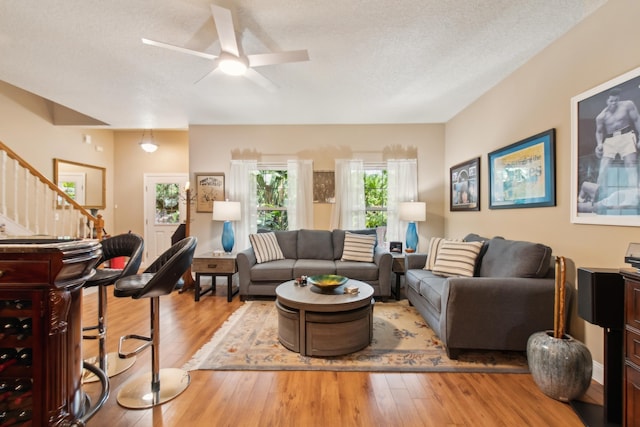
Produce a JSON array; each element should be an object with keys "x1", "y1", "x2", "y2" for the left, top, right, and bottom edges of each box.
[{"x1": 54, "y1": 158, "x2": 106, "y2": 209}]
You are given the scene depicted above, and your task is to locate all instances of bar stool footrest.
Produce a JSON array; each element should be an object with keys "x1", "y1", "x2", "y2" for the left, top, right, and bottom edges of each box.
[{"x1": 118, "y1": 333, "x2": 152, "y2": 359}]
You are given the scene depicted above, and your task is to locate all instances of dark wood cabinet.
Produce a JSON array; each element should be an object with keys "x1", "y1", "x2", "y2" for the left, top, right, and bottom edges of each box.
[
  {"x1": 622, "y1": 269, "x2": 640, "y2": 427},
  {"x1": 0, "y1": 239, "x2": 101, "y2": 426}
]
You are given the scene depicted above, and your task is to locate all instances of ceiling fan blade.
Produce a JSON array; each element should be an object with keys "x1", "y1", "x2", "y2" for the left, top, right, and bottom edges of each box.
[
  {"x1": 210, "y1": 5, "x2": 240, "y2": 57},
  {"x1": 244, "y1": 68, "x2": 277, "y2": 92},
  {"x1": 248, "y1": 50, "x2": 310, "y2": 67},
  {"x1": 142, "y1": 38, "x2": 217, "y2": 60},
  {"x1": 193, "y1": 65, "x2": 221, "y2": 85}
]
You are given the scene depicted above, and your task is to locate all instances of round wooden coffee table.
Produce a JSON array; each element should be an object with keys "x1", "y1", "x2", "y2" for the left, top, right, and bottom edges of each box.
[{"x1": 275, "y1": 279, "x2": 374, "y2": 357}]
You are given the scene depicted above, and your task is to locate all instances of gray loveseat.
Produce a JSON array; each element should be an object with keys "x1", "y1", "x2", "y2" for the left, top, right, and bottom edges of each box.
[
  {"x1": 237, "y1": 229, "x2": 393, "y2": 300},
  {"x1": 404, "y1": 234, "x2": 570, "y2": 359}
]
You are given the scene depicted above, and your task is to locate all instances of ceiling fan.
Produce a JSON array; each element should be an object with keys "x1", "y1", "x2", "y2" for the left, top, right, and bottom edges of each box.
[{"x1": 142, "y1": 4, "x2": 310, "y2": 90}]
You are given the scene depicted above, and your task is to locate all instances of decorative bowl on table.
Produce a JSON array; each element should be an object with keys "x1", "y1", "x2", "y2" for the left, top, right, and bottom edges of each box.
[{"x1": 307, "y1": 274, "x2": 348, "y2": 291}]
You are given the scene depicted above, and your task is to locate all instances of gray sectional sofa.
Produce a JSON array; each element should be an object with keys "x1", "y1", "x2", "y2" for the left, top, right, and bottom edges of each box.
[
  {"x1": 404, "y1": 234, "x2": 570, "y2": 359},
  {"x1": 237, "y1": 229, "x2": 393, "y2": 300}
]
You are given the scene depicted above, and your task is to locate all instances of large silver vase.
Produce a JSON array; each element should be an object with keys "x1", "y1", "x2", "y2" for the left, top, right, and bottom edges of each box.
[{"x1": 526, "y1": 331, "x2": 593, "y2": 402}]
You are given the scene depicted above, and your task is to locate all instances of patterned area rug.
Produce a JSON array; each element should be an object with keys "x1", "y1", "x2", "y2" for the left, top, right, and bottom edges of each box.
[{"x1": 182, "y1": 300, "x2": 529, "y2": 373}]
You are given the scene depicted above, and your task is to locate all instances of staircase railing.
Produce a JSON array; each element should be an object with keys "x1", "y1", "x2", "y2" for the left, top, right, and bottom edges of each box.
[{"x1": 0, "y1": 140, "x2": 104, "y2": 240}]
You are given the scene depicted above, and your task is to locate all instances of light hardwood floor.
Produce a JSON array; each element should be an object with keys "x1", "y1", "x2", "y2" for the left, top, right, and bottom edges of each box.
[{"x1": 82, "y1": 282, "x2": 602, "y2": 427}]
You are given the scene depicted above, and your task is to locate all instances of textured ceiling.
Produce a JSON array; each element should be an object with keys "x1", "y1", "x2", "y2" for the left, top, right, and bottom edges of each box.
[{"x1": 0, "y1": 0, "x2": 607, "y2": 129}]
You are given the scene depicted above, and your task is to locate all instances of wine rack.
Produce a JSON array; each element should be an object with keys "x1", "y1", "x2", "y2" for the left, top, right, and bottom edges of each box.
[
  {"x1": 0, "y1": 239, "x2": 102, "y2": 426},
  {"x1": 0, "y1": 294, "x2": 40, "y2": 427},
  {"x1": 0, "y1": 299, "x2": 35, "y2": 426}
]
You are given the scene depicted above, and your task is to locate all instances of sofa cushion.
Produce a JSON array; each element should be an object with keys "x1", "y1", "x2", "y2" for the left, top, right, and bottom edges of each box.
[
  {"x1": 249, "y1": 232, "x2": 285, "y2": 264},
  {"x1": 341, "y1": 231, "x2": 376, "y2": 262},
  {"x1": 419, "y1": 276, "x2": 448, "y2": 314},
  {"x1": 298, "y1": 229, "x2": 334, "y2": 260},
  {"x1": 335, "y1": 260, "x2": 379, "y2": 281},
  {"x1": 293, "y1": 259, "x2": 336, "y2": 277},
  {"x1": 332, "y1": 229, "x2": 377, "y2": 260},
  {"x1": 273, "y1": 230, "x2": 298, "y2": 259},
  {"x1": 432, "y1": 240, "x2": 483, "y2": 277},
  {"x1": 250, "y1": 259, "x2": 295, "y2": 281},
  {"x1": 479, "y1": 238, "x2": 552, "y2": 278}
]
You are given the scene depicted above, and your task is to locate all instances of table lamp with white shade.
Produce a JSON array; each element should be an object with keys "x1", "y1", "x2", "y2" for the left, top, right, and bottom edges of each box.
[
  {"x1": 398, "y1": 201, "x2": 426, "y2": 253},
  {"x1": 212, "y1": 200, "x2": 241, "y2": 253}
]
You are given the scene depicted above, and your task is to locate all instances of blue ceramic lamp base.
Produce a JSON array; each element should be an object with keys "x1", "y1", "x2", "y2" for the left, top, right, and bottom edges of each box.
[
  {"x1": 405, "y1": 222, "x2": 418, "y2": 252},
  {"x1": 221, "y1": 221, "x2": 235, "y2": 253}
]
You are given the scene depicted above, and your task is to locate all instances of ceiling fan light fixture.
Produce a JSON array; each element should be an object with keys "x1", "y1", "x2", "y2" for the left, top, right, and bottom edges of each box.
[{"x1": 218, "y1": 53, "x2": 248, "y2": 76}]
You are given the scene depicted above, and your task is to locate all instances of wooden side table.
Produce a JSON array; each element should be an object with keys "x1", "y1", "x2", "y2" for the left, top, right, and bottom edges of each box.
[
  {"x1": 191, "y1": 252, "x2": 238, "y2": 302},
  {"x1": 391, "y1": 253, "x2": 405, "y2": 300}
]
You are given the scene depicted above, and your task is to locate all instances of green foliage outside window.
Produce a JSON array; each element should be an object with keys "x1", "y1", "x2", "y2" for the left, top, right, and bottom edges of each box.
[
  {"x1": 155, "y1": 183, "x2": 180, "y2": 224},
  {"x1": 364, "y1": 170, "x2": 387, "y2": 228},
  {"x1": 257, "y1": 170, "x2": 288, "y2": 230}
]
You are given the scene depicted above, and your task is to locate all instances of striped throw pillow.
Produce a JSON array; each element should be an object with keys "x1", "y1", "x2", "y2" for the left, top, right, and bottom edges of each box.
[
  {"x1": 431, "y1": 240, "x2": 483, "y2": 277},
  {"x1": 424, "y1": 237, "x2": 448, "y2": 270},
  {"x1": 341, "y1": 232, "x2": 376, "y2": 262},
  {"x1": 249, "y1": 232, "x2": 284, "y2": 264}
]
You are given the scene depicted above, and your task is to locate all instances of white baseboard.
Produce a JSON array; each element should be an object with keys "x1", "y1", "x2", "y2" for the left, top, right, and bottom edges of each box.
[{"x1": 592, "y1": 359, "x2": 604, "y2": 385}]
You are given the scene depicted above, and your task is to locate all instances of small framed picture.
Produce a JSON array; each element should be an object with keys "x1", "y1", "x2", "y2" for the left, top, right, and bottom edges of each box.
[
  {"x1": 450, "y1": 157, "x2": 480, "y2": 212},
  {"x1": 313, "y1": 171, "x2": 336, "y2": 203},
  {"x1": 488, "y1": 129, "x2": 556, "y2": 209},
  {"x1": 195, "y1": 173, "x2": 225, "y2": 213},
  {"x1": 389, "y1": 241, "x2": 403, "y2": 253}
]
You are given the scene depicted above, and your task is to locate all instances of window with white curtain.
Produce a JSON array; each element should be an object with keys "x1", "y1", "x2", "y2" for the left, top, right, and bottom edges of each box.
[
  {"x1": 332, "y1": 159, "x2": 417, "y2": 243},
  {"x1": 230, "y1": 160, "x2": 313, "y2": 237}
]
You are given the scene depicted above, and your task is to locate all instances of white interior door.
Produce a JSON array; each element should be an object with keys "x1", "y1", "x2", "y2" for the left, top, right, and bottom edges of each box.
[{"x1": 143, "y1": 173, "x2": 188, "y2": 266}]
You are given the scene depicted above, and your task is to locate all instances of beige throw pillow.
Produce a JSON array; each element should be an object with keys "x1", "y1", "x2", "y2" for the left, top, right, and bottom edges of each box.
[
  {"x1": 249, "y1": 232, "x2": 285, "y2": 264},
  {"x1": 432, "y1": 240, "x2": 483, "y2": 277},
  {"x1": 424, "y1": 237, "x2": 446, "y2": 270},
  {"x1": 341, "y1": 232, "x2": 376, "y2": 262}
]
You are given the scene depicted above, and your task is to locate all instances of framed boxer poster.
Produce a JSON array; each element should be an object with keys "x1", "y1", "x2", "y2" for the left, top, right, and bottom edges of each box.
[{"x1": 571, "y1": 65, "x2": 640, "y2": 226}]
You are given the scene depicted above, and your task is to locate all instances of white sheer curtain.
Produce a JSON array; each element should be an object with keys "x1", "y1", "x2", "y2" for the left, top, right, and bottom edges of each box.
[
  {"x1": 386, "y1": 159, "x2": 418, "y2": 243},
  {"x1": 229, "y1": 160, "x2": 258, "y2": 251},
  {"x1": 287, "y1": 159, "x2": 314, "y2": 230},
  {"x1": 331, "y1": 159, "x2": 365, "y2": 230}
]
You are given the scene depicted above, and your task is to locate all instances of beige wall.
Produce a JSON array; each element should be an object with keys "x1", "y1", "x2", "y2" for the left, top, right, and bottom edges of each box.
[
  {"x1": 0, "y1": 81, "x2": 116, "y2": 232},
  {"x1": 188, "y1": 124, "x2": 445, "y2": 253},
  {"x1": 112, "y1": 130, "x2": 189, "y2": 236},
  {"x1": 445, "y1": 0, "x2": 640, "y2": 366}
]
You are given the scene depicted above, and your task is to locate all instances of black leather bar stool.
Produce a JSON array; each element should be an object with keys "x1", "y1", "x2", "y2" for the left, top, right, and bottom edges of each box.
[
  {"x1": 114, "y1": 236, "x2": 197, "y2": 409},
  {"x1": 82, "y1": 233, "x2": 144, "y2": 382}
]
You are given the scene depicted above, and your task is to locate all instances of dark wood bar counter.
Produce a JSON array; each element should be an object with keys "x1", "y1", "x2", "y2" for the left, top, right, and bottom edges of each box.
[{"x1": 0, "y1": 238, "x2": 102, "y2": 426}]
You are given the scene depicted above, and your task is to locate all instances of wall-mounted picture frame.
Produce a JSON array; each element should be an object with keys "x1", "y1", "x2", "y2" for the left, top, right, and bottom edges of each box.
[
  {"x1": 313, "y1": 171, "x2": 335, "y2": 203},
  {"x1": 450, "y1": 157, "x2": 480, "y2": 211},
  {"x1": 571, "y1": 65, "x2": 640, "y2": 226},
  {"x1": 488, "y1": 129, "x2": 556, "y2": 209},
  {"x1": 195, "y1": 173, "x2": 225, "y2": 213}
]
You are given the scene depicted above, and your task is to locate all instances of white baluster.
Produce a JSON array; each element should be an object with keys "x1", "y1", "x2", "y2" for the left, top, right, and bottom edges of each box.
[
  {"x1": 12, "y1": 159, "x2": 18, "y2": 222},
  {"x1": 1, "y1": 150, "x2": 6, "y2": 217}
]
